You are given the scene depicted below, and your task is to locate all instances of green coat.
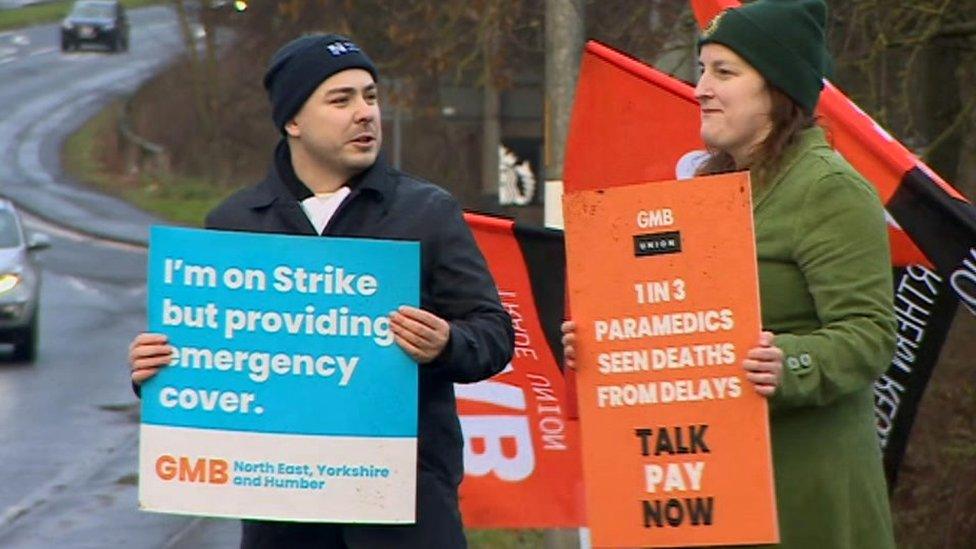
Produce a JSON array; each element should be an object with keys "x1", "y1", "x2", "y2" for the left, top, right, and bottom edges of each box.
[{"x1": 752, "y1": 127, "x2": 897, "y2": 548}]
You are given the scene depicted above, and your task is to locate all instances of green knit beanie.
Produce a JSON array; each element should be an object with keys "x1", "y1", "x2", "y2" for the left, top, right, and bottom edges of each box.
[{"x1": 699, "y1": 0, "x2": 831, "y2": 113}]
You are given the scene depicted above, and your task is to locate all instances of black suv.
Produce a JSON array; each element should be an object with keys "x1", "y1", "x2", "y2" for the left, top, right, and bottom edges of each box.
[{"x1": 61, "y1": 0, "x2": 130, "y2": 53}]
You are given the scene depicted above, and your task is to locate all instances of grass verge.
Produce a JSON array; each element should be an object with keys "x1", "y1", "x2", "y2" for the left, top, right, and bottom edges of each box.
[
  {"x1": 62, "y1": 99, "x2": 231, "y2": 227},
  {"x1": 0, "y1": 0, "x2": 162, "y2": 33}
]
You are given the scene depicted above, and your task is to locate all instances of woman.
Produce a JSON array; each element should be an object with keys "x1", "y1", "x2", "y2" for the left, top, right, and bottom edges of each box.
[{"x1": 563, "y1": 1, "x2": 897, "y2": 547}]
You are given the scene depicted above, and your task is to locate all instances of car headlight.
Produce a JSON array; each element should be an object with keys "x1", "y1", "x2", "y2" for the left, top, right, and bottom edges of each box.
[
  {"x1": 0, "y1": 273, "x2": 21, "y2": 294},
  {"x1": 104, "y1": 24, "x2": 115, "y2": 30},
  {"x1": 62, "y1": 21, "x2": 74, "y2": 30}
]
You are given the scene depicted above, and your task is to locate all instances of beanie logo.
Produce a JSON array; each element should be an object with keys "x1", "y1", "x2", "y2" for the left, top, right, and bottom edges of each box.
[
  {"x1": 325, "y1": 41, "x2": 361, "y2": 57},
  {"x1": 702, "y1": 10, "x2": 726, "y2": 38}
]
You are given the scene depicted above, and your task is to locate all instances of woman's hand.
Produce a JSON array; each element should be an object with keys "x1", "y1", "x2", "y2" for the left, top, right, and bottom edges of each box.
[
  {"x1": 129, "y1": 332, "x2": 173, "y2": 385},
  {"x1": 561, "y1": 320, "x2": 577, "y2": 370},
  {"x1": 743, "y1": 331, "x2": 784, "y2": 397}
]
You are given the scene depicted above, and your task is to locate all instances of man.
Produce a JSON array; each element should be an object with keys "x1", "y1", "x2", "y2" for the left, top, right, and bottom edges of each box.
[{"x1": 129, "y1": 34, "x2": 514, "y2": 548}]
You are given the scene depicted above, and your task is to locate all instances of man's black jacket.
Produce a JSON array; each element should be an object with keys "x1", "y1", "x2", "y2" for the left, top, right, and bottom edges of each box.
[{"x1": 204, "y1": 142, "x2": 514, "y2": 489}]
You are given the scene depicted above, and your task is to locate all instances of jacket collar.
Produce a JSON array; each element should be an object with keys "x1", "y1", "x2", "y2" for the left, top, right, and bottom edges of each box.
[
  {"x1": 753, "y1": 126, "x2": 829, "y2": 210},
  {"x1": 240, "y1": 139, "x2": 396, "y2": 211}
]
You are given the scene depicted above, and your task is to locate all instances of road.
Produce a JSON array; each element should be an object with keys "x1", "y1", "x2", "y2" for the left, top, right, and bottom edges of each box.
[
  {"x1": 0, "y1": 1, "x2": 56, "y2": 10},
  {"x1": 0, "y1": 5, "x2": 237, "y2": 547}
]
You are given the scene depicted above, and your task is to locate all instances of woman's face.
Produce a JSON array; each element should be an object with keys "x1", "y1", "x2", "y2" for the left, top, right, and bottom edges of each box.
[{"x1": 695, "y1": 43, "x2": 773, "y2": 168}]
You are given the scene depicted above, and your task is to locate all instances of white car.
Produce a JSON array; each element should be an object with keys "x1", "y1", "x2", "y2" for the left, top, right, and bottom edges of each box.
[{"x1": 0, "y1": 199, "x2": 49, "y2": 362}]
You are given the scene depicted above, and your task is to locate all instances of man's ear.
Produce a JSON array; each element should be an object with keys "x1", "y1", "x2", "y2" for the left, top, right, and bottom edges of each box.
[{"x1": 284, "y1": 118, "x2": 301, "y2": 138}]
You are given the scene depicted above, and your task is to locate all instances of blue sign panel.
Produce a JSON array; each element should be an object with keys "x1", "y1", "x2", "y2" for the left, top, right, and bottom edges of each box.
[{"x1": 141, "y1": 226, "x2": 419, "y2": 438}]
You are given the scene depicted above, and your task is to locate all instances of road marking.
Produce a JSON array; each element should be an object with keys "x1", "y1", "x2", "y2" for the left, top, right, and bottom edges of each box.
[
  {"x1": 29, "y1": 46, "x2": 55, "y2": 56},
  {"x1": 66, "y1": 275, "x2": 99, "y2": 295},
  {"x1": 0, "y1": 505, "x2": 29, "y2": 528}
]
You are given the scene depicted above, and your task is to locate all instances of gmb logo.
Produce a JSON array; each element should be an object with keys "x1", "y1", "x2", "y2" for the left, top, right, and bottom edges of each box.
[{"x1": 155, "y1": 454, "x2": 229, "y2": 484}]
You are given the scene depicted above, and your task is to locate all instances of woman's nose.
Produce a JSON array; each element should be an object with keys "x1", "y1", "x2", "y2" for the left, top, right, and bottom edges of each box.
[{"x1": 694, "y1": 73, "x2": 711, "y2": 101}]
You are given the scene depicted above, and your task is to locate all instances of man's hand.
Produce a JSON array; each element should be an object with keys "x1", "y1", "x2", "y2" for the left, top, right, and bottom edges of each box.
[
  {"x1": 390, "y1": 306, "x2": 450, "y2": 364},
  {"x1": 129, "y1": 332, "x2": 173, "y2": 385}
]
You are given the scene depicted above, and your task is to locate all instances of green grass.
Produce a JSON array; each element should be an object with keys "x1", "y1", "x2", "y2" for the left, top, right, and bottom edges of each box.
[
  {"x1": 467, "y1": 529, "x2": 546, "y2": 548},
  {"x1": 0, "y1": 0, "x2": 162, "y2": 32},
  {"x1": 62, "y1": 100, "x2": 111, "y2": 178},
  {"x1": 120, "y1": 176, "x2": 231, "y2": 227},
  {"x1": 63, "y1": 99, "x2": 232, "y2": 227}
]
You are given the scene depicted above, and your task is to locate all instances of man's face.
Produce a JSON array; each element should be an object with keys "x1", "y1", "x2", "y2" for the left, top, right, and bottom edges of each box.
[{"x1": 285, "y1": 68, "x2": 382, "y2": 177}]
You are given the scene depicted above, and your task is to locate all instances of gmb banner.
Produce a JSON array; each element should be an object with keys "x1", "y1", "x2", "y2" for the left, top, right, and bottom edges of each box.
[
  {"x1": 139, "y1": 226, "x2": 419, "y2": 523},
  {"x1": 562, "y1": 174, "x2": 778, "y2": 547},
  {"x1": 458, "y1": 213, "x2": 585, "y2": 528}
]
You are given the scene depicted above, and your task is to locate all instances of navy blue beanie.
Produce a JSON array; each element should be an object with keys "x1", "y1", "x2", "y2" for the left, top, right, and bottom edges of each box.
[{"x1": 263, "y1": 34, "x2": 378, "y2": 133}]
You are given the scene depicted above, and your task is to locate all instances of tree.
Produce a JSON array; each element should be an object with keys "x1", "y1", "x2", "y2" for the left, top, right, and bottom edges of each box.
[{"x1": 829, "y1": 0, "x2": 976, "y2": 197}]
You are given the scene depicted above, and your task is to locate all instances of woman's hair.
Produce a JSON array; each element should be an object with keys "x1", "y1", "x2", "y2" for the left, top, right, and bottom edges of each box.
[{"x1": 696, "y1": 86, "x2": 816, "y2": 184}]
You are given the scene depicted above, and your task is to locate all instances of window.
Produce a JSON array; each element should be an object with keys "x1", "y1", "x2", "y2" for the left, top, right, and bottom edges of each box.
[{"x1": 0, "y1": 211, "x2": 23, "y2": 248}]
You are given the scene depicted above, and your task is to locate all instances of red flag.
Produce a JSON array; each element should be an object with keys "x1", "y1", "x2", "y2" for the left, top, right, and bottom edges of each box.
[{"x1": 457, "y1": 213, "x2": 585, "y2": 528}]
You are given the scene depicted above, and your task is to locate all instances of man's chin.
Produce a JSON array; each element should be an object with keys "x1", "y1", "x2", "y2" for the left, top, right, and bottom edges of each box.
[{"x1": 345, "y1": 152, "x2": 379, "y2": 171}]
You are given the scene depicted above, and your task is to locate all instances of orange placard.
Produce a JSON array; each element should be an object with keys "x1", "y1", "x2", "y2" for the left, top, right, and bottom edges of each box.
[{"x1": 562, "y1": 173, "x2": 778, "y2": 547}]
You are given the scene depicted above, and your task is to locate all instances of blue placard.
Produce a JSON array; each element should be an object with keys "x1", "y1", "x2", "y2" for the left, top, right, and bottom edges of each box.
[{"x1": 141, "y1": 226, "x2": 419, "y2": 438}]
